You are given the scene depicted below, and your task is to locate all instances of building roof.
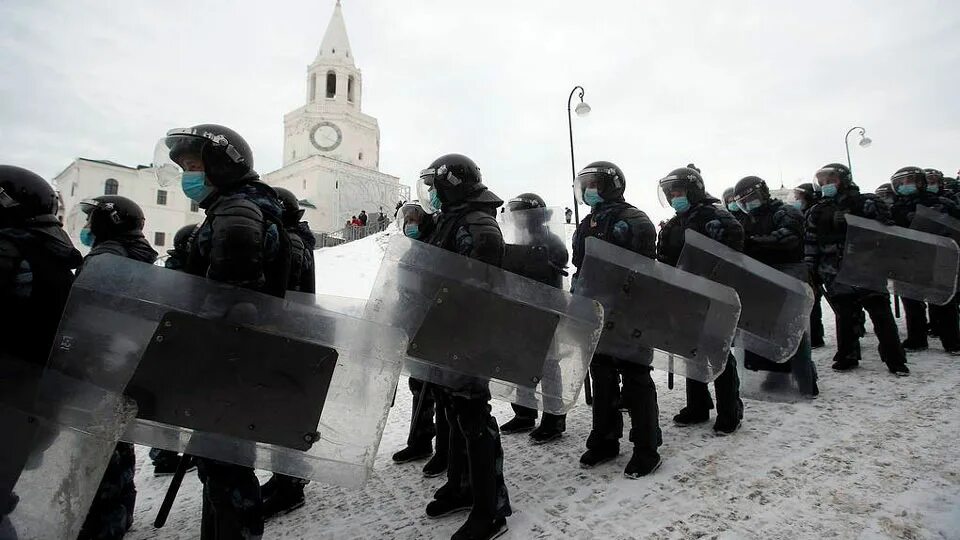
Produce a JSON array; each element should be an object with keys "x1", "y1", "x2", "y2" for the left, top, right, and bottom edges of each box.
[{"x1": 314, "y1": 0, "x2": 354, "y2": 67}]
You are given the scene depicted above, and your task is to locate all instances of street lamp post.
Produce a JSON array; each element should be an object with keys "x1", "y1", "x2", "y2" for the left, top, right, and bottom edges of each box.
[
  {"x1": 567, "y1": 86, "x2": 591, "y2": 224},
  {"x1": 844, "y1": 126, "x2": 872, "y2": 178}
]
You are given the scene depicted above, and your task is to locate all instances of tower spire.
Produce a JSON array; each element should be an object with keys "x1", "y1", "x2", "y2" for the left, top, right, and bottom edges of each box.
[{"x1": 314, "y1": 0, "x2": 354, "y2": 66}]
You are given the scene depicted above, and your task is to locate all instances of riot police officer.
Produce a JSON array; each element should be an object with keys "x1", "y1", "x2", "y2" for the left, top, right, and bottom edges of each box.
[
  {"x1": 572, "y1": 162, "x2": 663, "y2": 476},
  {"x1": 889, "y1": 167, "x2": 960, "y2": 354},
  {"x1": 795, "y1": 182, "x2": 826, "y2": 348},
  {"x1": 804, "y1": 163, "x2": 908, "y2": 375},
  {"x1": 1, "y1": 165, "x2": 83, "y2": 536},
  {"x1": 390, "y1": 202, "x2": 450, "y2": 478},
  {"x1": 77, "y1": 194, "x2": 157, "y2": 539},
  {"x1": 498, "y1": 192, "x2": 570, "y2": 444},
  {"x1": 156, "y1": 123, "x2": 290, "y2": 539},
  {"x1": 724, "y1": 186, "x2": 750, "y2": 228},
  {"x1": 149, "y1": 223, "x2": 199, "y2": 477},
  {"x1": 417, "y1": 154, "x2": 511, "y2": 540},
  {"x1": 657, "y1": 164, "x2": 744, "y2": 434},
  {"x1": 257, "y1": 187, "x2": 317, "y2": 519},
  {"x1": 732, "y1": 176, "x2": 818, "y2": 396}
]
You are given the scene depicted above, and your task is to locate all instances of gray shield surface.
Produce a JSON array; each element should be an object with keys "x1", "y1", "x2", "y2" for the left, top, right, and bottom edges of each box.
[
  {"x1": 364, "y1": 235, "x2": 603, "y2": 415},
  {"x1": 1, "y1": 355, "x2": 137, "y2": 540},
  {"x1": 677, "y1": 230, "x2": 814, "y2": 362},
  {"x1": 836, "y1": 214, "x2": 959, "y2": 305},
  {"x1": 575, "y1": 237, "x2": 741, "y2": 383},
  {"x1": 45, "y1": 255, "x2": 407, "y2": 488},
  {"x1": 910, "y1": 205, "x2": 960, "y2": 248}
]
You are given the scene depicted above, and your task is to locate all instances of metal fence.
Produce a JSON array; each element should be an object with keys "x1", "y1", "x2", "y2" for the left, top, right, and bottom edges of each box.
[{"x1": 317, "y1": 219, "x2": 392, "y2": 248}]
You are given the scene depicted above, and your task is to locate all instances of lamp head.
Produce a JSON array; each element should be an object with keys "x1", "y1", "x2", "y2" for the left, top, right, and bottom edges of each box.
[{"x1": 574, "y1": 101, "x2": 591, "y2": 117}]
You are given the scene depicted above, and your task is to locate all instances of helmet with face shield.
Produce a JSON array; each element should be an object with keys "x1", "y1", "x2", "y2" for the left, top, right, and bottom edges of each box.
[
  {"x1": 153, "y1": 124, "x2": 256, "y2": 204},
  {"x1": 890, "y1": 166, "x2": 926, "y2": 196},
  {"x1": 874, "y1": 183, "x2": 895, "y2": 206},
  {"x1": 395, "y1": 201, "x2": 435, "y2": 239},
  {"x1": 733, "y1": 176, "x2": 770, "y2": 214},
  {"x1": 574, "y1": 161, "x2": 625, "y2": 207},
  {"x1": 417, "y1": 154, "x2": 484, "y2": 214},
  {"x1": 923, "y1": 168, "x2": 945, "y2": 194},
  {"x1": 658, "y1": 166, "x2": 706, "y2": 213},
  {"x1": 813, "y1": 163, "x2": 852, "y2": 198}
]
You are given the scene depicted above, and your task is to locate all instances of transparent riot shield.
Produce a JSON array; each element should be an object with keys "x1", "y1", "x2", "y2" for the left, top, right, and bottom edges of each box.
[
  {"x1": 45, "y1": 255, "x2": 407, "y2": 488},
  {"x1": 910, "y1": 205, "x2": 960, "y2": 247},
  {"x1": 500, "y1": 206, "x2": 570, "y2": 287},
  {"x1": 364, "y1": 235, "x2": 603, "y2": 415},
  {"x1": 1, "y1": 355, "x2": 137, "y2": 540},
  {"x1": 677, "y1": 230, "x2": 814, "y2": 362},
  {"x1": 836, "y1": 214, "x2": 959, "y2": 305},
  {"x1": 731, "y1": 261, "x2": 819, "y2": 402},
  {"x1": 575, "y1": 237, "x2": 742, "y2": 383}
]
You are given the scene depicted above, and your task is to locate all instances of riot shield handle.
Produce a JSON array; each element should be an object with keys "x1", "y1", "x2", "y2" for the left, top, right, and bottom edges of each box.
[{"x1": 154, "y1": 454, "x2": 192, "y2": 528}]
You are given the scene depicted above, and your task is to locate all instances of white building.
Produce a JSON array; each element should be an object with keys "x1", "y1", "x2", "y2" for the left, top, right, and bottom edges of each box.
[
  {"x1": 263, "y1": 0, "x2": 407, "y2": 232},
  {"x1": 53, "y1": 0, "x2": 405, "y2": 254},
  {"x1": 54, "y1": 158, "x2": 202, "y2": 257}
]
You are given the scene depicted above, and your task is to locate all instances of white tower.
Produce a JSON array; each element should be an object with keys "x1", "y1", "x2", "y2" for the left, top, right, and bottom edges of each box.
[
  {"x1": 282, "y1": 0, "x2": 381, "y2": 170},
  {"x1": 264, "y1": 1, "x2": 406, "y2": 235}
]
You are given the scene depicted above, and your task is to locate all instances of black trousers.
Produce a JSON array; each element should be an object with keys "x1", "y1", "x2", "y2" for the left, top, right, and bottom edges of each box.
[
  {"x1": 435, "y1": 391, "x2": 511, "y2": 521},
  {"x1": 585, "y1": 354, "x2": 661, "y2": 452},
  {"x1": 197, "y1": 460, "x2": 263, "y2": 540},
  {"x1": 407, "y1": 377, "x2": 449, "y2": 454},
  {"x1": 904, "y1": 296, "x2": 960, "y2": 350},
  {"x1": 831, "y1": 292, "x2": 906, "y2": 366},
  {"x1": 79, "y1": 442, "x2": 137, "y2": 540},
  {"x1": 810, "y1": 283, "x2": 825, "y2": 345},
  {"x1": 683, "y1": 354, "x2": 743, "y2": 423}
]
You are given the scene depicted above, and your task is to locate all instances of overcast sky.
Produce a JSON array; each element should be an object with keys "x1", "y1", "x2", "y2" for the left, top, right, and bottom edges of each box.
[{"x1": 2, "y1": 0, "x2": 958, "y2": 224}]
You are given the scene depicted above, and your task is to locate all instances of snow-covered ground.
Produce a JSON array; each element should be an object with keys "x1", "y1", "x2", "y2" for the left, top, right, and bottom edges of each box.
[{"x1": 126, "y1": 231, "x2": 960, "y2": 539}]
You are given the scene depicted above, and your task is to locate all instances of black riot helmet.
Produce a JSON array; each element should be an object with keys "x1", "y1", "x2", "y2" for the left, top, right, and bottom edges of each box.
[
  {"x1": 172, "y1": 224, "x2": 198, "y2": 254},
  {"x1": 658, "y1": 166, "x2": 707, "y2": 207},
  {"x1": 814, "y1": 163, "x2": 854, "y2": 193},
  {"x1": 890, "y1": 166, "x2": 927, "y2": 192},
  {"x1": 575, "y1": 161, "x2": 626, "y2": 205},
  {"x1": 506, "y1": 192, "x2": 553, "y2": 225},
  {"x1": 722, "y1": 187, "x2": 736, "y2": 204},
  {"x1": 733, "y1": 176, "x2": 770, "y2": 213},
  {"x1": 874, "y1": 183, "x2": 895, "y2": 206},
  {"x1": 274, "y1": 187, "x2": 305, "y2": 226},
  {"x1": 157, "y1": 124, "x2": 256, "y2": 189},
  {"x1": 80, "y1": 195, "x2": 146, "y2": 238},
  {"x1": 0, "y1": 165, "x2": 59, "y2": 226},
  {"x1": 923, "y1": 168, "x2": 945, "y2": 193},
  {"x1": 944, "y1": 176, "x2": 960, "y2": 194},
  {"x1": 418, "y1": 153, "x2": 499, "y2": 212},
  {"x1": 794, "y1": 182, "x2": 818, "y2": 206}
]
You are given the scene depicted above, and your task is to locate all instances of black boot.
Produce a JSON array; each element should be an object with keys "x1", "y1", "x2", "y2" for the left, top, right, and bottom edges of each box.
[
  {"x1": 392, "y1": 443, "x2": 432, "y2": 464},
  {"x1": 529, "y1": 414, "x2": 565, "y2": 445},
  {"x1": 579, "y1": 444, "x2": 619, "y2": 469},
  {"x1": 901, "y1": 338, "x2": 929, "y2": 352},
  {"x1": 422, "y1": 453, "x2": 448, "y2": 478},
  {"x1": 886, "y1": 361, "x2": 910, "y2": 377},
  {"x1": 713, "y1": 415, "x2": 741, "y2": 435},
  {"x1": 262, "y1": 481, "x2": 305, "y2": 520},
  {"x1": 451, "y1": 515, "x2": 508, "y2": 540},
  {"x1": 498, "y1": 416, "x2": 535, "y2": 434},
  {"x1": 672, "y1": 407, "x2": 710, "y2": 426},
  {"x1": 425, "y1": 496, "x2": 472, "y2": 519},
  {"x1": 623, "y1": 449, "x2": 661, "y2": 479}
]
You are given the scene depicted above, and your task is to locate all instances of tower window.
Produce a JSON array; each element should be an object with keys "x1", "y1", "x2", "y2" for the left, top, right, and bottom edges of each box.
[
  {"x1": 156, "y1": 189, "x2": 167, "y2": 205},
  {"x1": 302, "y1": 179, "x2": 307, "y2": 189},
  {"x1": 154, "y1": 232, "x2": 166, "y2": 246},
  {"x1": 71, "y1": 183, "x2": 77, "y2": 196},
  {"x1": 104, "y1": 178, "x2": 118, "y2": 195},
  {"x1": 347, "y1": 75, "x2": 355, "y2": 102},
  {"x1": 309, "y1": 74, "x2": 317, "y2": 102},
  {"x1": 190, "y1": 201, "x2": 199, "y2": 212},
  {"x1": 358, "y1": 152, "x2": 364, "y2": 161},
  {"x1": 326, "y1": 71, "x2": 336, "y2": 98}
]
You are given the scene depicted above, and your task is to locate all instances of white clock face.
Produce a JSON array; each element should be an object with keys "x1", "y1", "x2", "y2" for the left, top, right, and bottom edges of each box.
[{"x1": 310, "y1": 121, "x2": 342, "y2": 151}]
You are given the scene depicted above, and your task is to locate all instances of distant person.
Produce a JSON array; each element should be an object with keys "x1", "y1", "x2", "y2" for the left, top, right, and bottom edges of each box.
[
  {"x1": 359, "y1": 210, "x2": 368, "y2": 226},
  {"x1": 564, "y1": 207, "x2": 573, "y2": 224},
  {"x1": 351, "y1": 215, "x2": 361, "y2": 227}
]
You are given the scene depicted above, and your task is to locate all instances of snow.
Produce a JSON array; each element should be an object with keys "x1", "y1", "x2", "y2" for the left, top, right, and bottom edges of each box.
[{"x1": 125, "y1": 231, "x2": 960, "y2": 539}]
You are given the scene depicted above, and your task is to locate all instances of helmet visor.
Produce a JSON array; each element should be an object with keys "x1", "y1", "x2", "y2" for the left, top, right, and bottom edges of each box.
[
  {"x1": 890, "y1": 169, "x2": 922, "y2": 189},
  {"x1": 396, "y1": 202, "x2": 428, "y2": 227},
  {"x1": 574, "y1": 167, "x2": 607, "y2": 206},
  {"x1": 154, "y1": 130, "x2": 210, "y2": 187},
  {"x1": 733, "y1": 185, "x2": 764, "y2": 210},
  {"x1": 417, "y1": 171, "x2": 439, "y2": 214},
  {"x1": 657, "y1": 174, "x2": 689, "y2": 208},
  {"x1": 506, "y1": 195, "x2": 544, "y2": 213},
  {"x1": 814, "y1": 166, "x2": 844, "y2": 188}
]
